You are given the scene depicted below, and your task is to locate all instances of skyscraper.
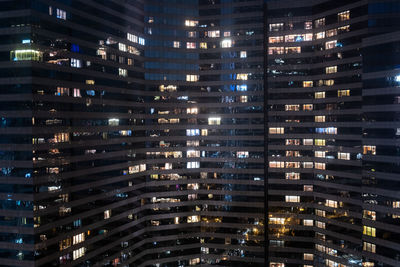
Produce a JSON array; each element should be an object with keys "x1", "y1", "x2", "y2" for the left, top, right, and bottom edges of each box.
[
  {"x1": 267, "y1": 0, "x2": 400, "y2": 267},
  {"x1": 0, "y1": 0, "x2": 264, "y2": 266},
  {"x1": 1, "y1": 0, "x2": 400, "y2": 267}
]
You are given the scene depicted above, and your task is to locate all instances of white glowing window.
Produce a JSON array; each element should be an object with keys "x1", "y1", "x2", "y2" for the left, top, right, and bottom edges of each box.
[
  {"x1": 187, "y1": 215, "x2": 200, "y2": 223},
  {"x1": 56, "y1": 8, "x2": 66, "y2": 20},
  {"x1": 240, "y1": 51, "x2": 247, "y2": 58},
  {"x1": 316, "y1": 209, "x2": 326, "y2": 217},
  {"x1": 303, "y1": 162, "x2": 313, "y2": 168},
  {"x1": 73, "y1": 247, "x2": 86, "y2": 260},
  {"x1": 185, "y1": 20, "x2": 198, "y2": 27},
  {"x1": 118, "y1": 68, "x2": 127, "y2": 77},
  {"x1": 187, "y1": 161, "x2": 200, "y2": 169},
  {"x1": 285, "y1": 196, "x2": 300, "y2": 202},
  {"x1": 316, "y1": 221, "x2": 325, "y2": 229},
  {"x1": 118, "y1": 43, "x2": 127, "y2": 52},
  {"x1": 304, "y1": 253, "x2": 313, "y2": 261},
  {"x1": 104, "y1": 209, "x2": 111, "y2": 219},
  {"x1": 73, "y1": 233, "x2": 85, "y2": 245},
  {"x1": 237, "y1": 151, "x2": 249, "y2": 158},
  {"x1": 208, "y1": 117, "x2": 221, "y2": 125},
  {"x1": 127, "y1": 33, "x2": 138, "y2": 43},
  {"x1": 187, "y1": 108, "x2": 198, "y2": 114},
  {"x1": 269, "y1": 36, "x2": 284, "y2": 43},
  {"x1": 303, "y1": 219, "x2": 313, "y2": 226},
  {"x1": 221, "y1": 39, "x2": 232, "y2": 48},
  {"x1": 315, "y1": 151, "x2": 326, "y2": 158},
  {"x1": 326, "y1": 199, "x2": 338, "y2": 208},
  {"x1": 173, "y1": 41, "x2": 180, "y2": 48},
  {"x1": 315, "y1": 31, "x2": 325, "y2": 39},
  {"x1": 186, "y1": 42, "x2": 196, "y2": 49},
  {"x1": 207, "y1": 30, "x2": 220, "y2": 37},
  {"x1": 303, "y1": 139, "x2": 313, "y2": 146},
  {"x1": 325, "y1": 40, "x2": 337, "y2": 49},
  {"x1": 285, "y1": 104, "x2": 299, "y2": 111},
  {"x1": 187, "y1": 150, "x2": 200, "y2": 158},
  {"x1": 73, "y1": 88, "x2": 81, "y2": 97},
  {"x1": 186, "y1": 74, "x2": 198, "y2": 82},
  {"x1": 269, "y1": 23, "x2": 284, "y2": 32},
  {"x1": 70, "y1": 58, "x2": 81, "y2": 68},
  {"x1": 108, "y1": 118, "x2": 119, "y2": 126},
  {"x1": 338, "y1": 152, "x2": 350, "y2": 160},
  {"x1": 269, "y1": 217, "x2": 285, "y2": 224},
  {"x1": 326, "y1": 66, "x2": 337, "y2": 74},
  {"x1": 236, "y1": 73, "x2": 248, "y2": 80}
]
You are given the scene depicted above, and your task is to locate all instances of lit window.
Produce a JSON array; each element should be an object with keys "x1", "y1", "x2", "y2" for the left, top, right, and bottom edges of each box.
[
  {"x1": 303, "y1": 104, "x2": 313, "y2": 111},
  {"x1": 185, "y1": 20, "x2": 198, "y2": 27},
  {"x1": 315, "y1": 151, "x2": 326, "y2": 158},
  {"x1": 286, "y1": 162, "x2": 300, "y2": 168},
  {"x1": 268, "y1": 47, "x2": 284, "y2": 55},
  {"x1": 304, "y1": 21, "x2": 312, "y2": 30},
  {"x1": 326, "y1": 199, "x2": 338, "y2": 208},
  {"x1": 207, "y1": 30, "x2": 220, "y2": 38},
  {"x1": 69, "y1": 58, "x2": 81, "y2": 68},
  {"x1": 269, "y1": 36, "x2": 284, "y2": 43},
  {"x1": 186, "y1": 75, "x2": 199, "y2": 82},
  {"x1": 285, "y1": 104, "x2": 299, "y2": 111},
  {"x1": 315, "y1": 116, "x2": 325, "y2": 122},
  {"x1": 118, "y1": 43, "x2": 127, "y2": 52},
  {"x1": 326, "y1": 29, "x2": 337, "y2": 37},
  {"x1": 314, "y1": 18, "x2": 325, "y2": 28},
  {"x1": 187, "y1": 108, "x2": 198, "y2": 114},
  {"x1": 119, "y1": 68, "x2": 127, "y2": 77},
  {"x1": 269, "y1": 161, "x2": 284, "y2": 168},
  {"x1": 363, "y1": 226, "x2": 376, "y2": 237},
  {"x1": 269, "y1": 217, "x2": 285, "y2": 224},
  {"x1": 56, "y1": 87, "x2": 69, "y2": 96},
  {"x1": 127, "y1": 33, "x2": 138, "y2": 43},
  {"x1": 315, "y1": 92, "x2": 325, "y2": 99},
  {"x1": 363, "y1": 210, "x2": 376, "y2": 220},
  {"x1": 200, "y1": 42, "x2": 207, "y2": 49},
  {"x1": 269, "y1": 23, "x2": 284, "y2": 32},
  {"x1": 304, "y1": 185, "x2": 313, "y2": 192},
  {"x1": 303, "y1": 81, "x2": 313, "y2": 87},
  {"x1": 73, "y1": 88, "x2": 81, "y2": 97},
  {"x1": 237, "y1": 151, "x2": 249, "y2": 158},
  {"x1": 315, "y1": 139, "x2": 326, "y2": 146},
  {"x1": 187, "y1": 42, "x2": 196, "y2": 49},
  {"x1": 338, "y1": 11, "x2": 350, "y2": 22},
  {"x1": 186, "y1": 129, "x2": 200, "y2": 136},
  {"x1": 187, "y1": 161, "x2": 200, "y2": 169},
  {"x1": 73, "y1": 233, "x2": 85, "y2": 245},
  {"x1": 316, "y1": 221, "x2": 325, "y2": 229},
  {"x1": 221, "y1": 39, "x2": 232, "y2": 48},
  {"x1": 285, "y1": 172, "x2": 300, "y2": 180},
  {"x1": 108, "y1": 118, "x2": 119, "y2": 126},
  {"x1": 303, "y1": 219, "x2": 313, "y2": 226},
  {"x1": 338, "y1": 25, "x2": 350, "y2": 33},
  {"x1": 303, "y1": 139, "x2": 313, "y2": 146},
  {"x1": 363, "y1": 145, "x2": 376, "y2": 155},
  {"x1": 173, "y1": 41, "x2": 180, "y2": 48},
  {"x1": 315, "y1": 32, "x2": 325, "y2": 39},
  {"x1": 285, "y1": 196, "x2": 300, "y2": 202},
  {"x1": 188, "y1": 31, "x2": 196, "y2": 38},
  {"x1": 325, "y1": 40, "x2": 337, "y2": 49},
  {"x1": 338, "y1": 89, "x2": 350, "y2": 97},
  {"x1": 316, "y1": 209, "x2": 326, "y2": 217},
  {"x1": 393, "y1": 201, "x2": 400, "y2": 208},
  {"x1": 240, "y1": 51, "x2": 247, "y2": 58},
  {"x1": 187, "y1": 150, "x2": 200, "y2": 158},
  {"x1": 73, "y1": 247, "x2": 86, "y2": 260},
  {"x1": 56, "y1": 8, "x2": 66, "y2": 20},
  {"x1": 104, "y1": 209, "x2": 111, "y2": 219},
  {"x1": 236, "y1": 73, "x2": 248, "y2": 80},
  {"x1": 208, "y1": 117, "x2": 221, "y2": 125},
  {"x1": 326, "y1": 66, "x2": 337, "y2": 74},
  {"x1": 303, "y1": 162, "x2": 313, "y2": 168},
  {"x1": 338, "y1": 152, "x2": 350, "y2": 160},
  {"x1": 269, "y1": 127, "x2": 284, "y2": 134},
  {"x1": 224, "y1": 31, "x2": 231, "y2": 37},
  {"x1": 315, "y1": 162, "x2": 326, "y2": 170},
  {"x1": 363, "y1": 242, "x2": 376, "y2": 253},
  {"x1": 285, "y1": 47, "x2": 301, "y2": 54}
]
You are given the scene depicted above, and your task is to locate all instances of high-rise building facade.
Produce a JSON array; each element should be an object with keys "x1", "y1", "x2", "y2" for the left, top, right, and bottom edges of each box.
[
  {"x1": 1, "y1": 0, "x2": 400, "y2": 267},
  {"x1": 267, "y1": 0, "x2": 400, "y2": 267},
  {"x1": 0, "y1": 0, "x2": 264, "y2": 266}
]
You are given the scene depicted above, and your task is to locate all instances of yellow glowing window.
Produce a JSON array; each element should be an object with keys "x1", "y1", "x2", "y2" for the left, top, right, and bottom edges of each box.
[
  {"x1": 363, "y1": 226, "x2": 376, "y2": 237},
  {"x1": 303, "y1": 81, "x2": 313, "y2": 87},
  {"x1": 338, "y1": 89, "x2": 350, "y2": 97},
  {"x1": 363, "y1": 145, "x2": 376, "y2": 155},
  {"x1": 315, "y1": 139, "x2": 326, "y2": 146},
  {"x1": 338, "y1": 11, "x2": 350, "y2": 22}
]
